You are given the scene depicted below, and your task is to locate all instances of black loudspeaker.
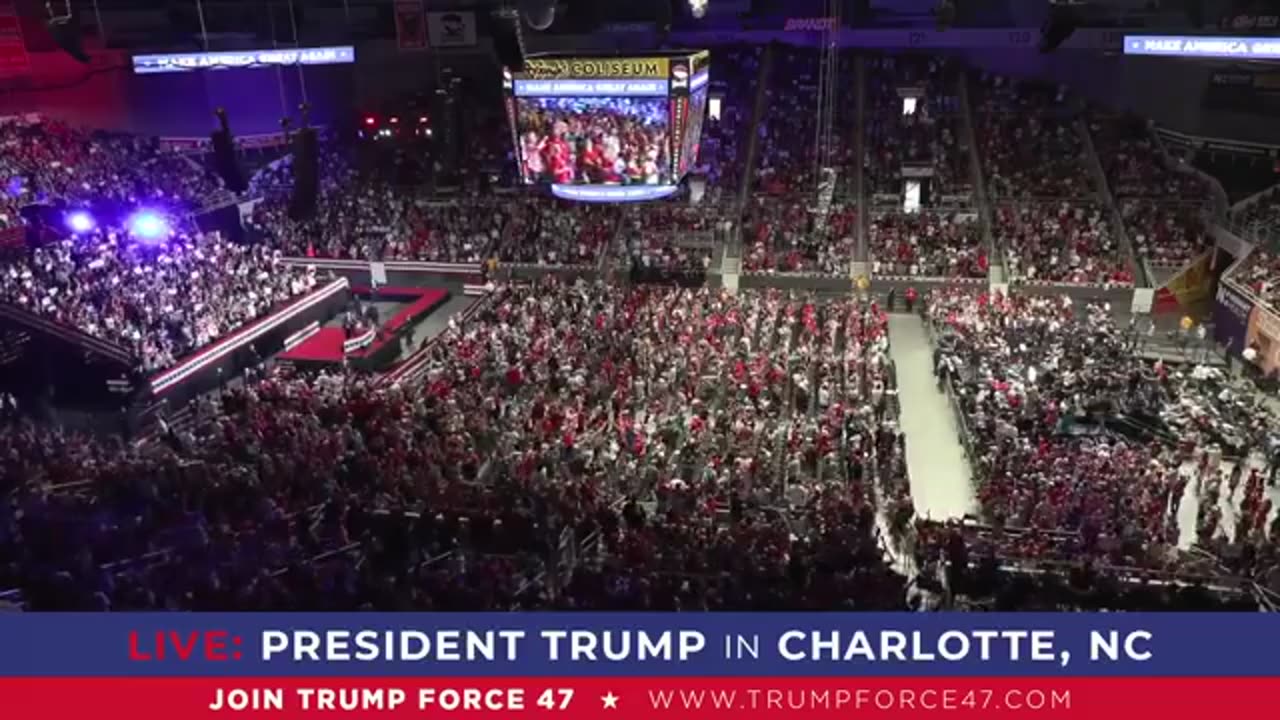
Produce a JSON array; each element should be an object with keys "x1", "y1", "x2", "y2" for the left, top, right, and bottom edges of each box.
[
  {"x1": 289, "y1": 128, "x2": 318, "y2": 221},
  {"x1": 491, "y1": 11, "x2": 525, "y2": 72},
  {"x1": 210, "y1": 130, "x2": 247, "y2": 194},
  {"x1": 1039, "y1": 4, "x2": 1079, "y2": 54},
  {"x1": 193, "y1": 203, "x2": 246, "y2": 244},
  {"x1": 48, "y1": 15, "x2": 90, "y2": 64}
]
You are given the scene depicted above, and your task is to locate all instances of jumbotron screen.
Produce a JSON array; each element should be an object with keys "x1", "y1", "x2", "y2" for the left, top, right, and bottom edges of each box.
[{"x1": 502, "y1": 52, "x2": 710, "y2": 203}]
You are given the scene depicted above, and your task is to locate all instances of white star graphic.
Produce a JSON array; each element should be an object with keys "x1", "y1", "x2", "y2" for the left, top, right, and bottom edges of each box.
[{"x1": 601, "y1": 692, "x2": 620, "y2": 710}]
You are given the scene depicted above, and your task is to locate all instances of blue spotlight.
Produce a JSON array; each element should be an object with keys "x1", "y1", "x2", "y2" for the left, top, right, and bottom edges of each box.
[
  {"x1": 66, "y1": 211, "x2": 96, "y2": 234},
  {"x1": 129, "y1": 211, "x2": 169, "y2": 242}
]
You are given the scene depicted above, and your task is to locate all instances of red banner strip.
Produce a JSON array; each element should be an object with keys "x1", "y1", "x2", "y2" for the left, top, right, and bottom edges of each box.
[{"x1": 2, "y1": 678, "x2": 1279, "y2": 719}]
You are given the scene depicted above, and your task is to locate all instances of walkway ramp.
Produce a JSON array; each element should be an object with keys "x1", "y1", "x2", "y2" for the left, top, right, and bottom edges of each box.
[{"x1": 888, "y1": 314, "x2": 978, "y2": 521}]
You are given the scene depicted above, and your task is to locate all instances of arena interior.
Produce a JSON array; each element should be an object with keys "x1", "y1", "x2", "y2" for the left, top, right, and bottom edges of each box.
[{"x1": 1, "y1": 0, "x2": 1280, "y2": 612}]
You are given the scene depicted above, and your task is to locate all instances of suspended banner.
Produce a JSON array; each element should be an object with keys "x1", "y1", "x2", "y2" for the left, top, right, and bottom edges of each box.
[
  {"x1": 1124, "y1": 35, "x2": 1280, "y2": 60},
  {"x1": 426, "y1": 11, "x2": 477, "y2": 48},
  {"x1": 395, "y1": 0, "x2": 429, "y2": 52},
  {"x1": 132, "y1": 47, "x2": 355, "y2": 74}
]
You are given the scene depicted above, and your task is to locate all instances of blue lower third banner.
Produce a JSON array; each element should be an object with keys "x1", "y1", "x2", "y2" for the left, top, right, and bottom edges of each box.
[{"x1": 1, "y1": 613, "x2": 1278, "y2": 718}]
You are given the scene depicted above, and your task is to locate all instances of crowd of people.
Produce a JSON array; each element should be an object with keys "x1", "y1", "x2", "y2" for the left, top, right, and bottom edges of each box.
[
  {"x1": 753, "y1": 48, "x2": 856, "y2": 199},
  {"x1": 995, "y1": 202, "x2": 1134, "y2": 285},
  {"x1": 500, "y1": 199, "x2": 619, "y2": 267},
  {"x1": 7, "y1": 48, "x2": 1280, "y2": 613},
  {"x1": 0, "y1": 229, "x2": 316, "y2": 372},
  {"x1": 742, "y1": 197, "x2": 858, "y2": 275},
  {"x1": 250, "y1": 146, "x2": 507, "y2": 264},
  {"x1": 2, "y1": 282, "x2": 912, "y2": 610},
  {"x1": 0, "y1": 117, "x2": 226, "y2": 234},
  {"x1": 868, "y1": 211, "x2": 987, "y2": 279},
  {"x1": 1120, "y1": 199, "x2": 1210, "y2": 269},
  {"x1": 625, "y1": 203, "x2": 724, "y2": 276},
  {"x1": 924, "y1": 288, "x2": 1279, "y2": 598},
  {"x1": 1089, "y1": 112, "x2": 1213, "y2": 268}
]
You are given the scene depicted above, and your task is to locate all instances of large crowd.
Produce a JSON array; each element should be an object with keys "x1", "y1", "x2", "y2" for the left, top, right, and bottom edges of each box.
[
  {"x1": 925, "y1": 289, "x2": 1279, "y2": 592},
  {"x1": 6, "y1": 47, "x2": 1280, "y2": 613},
  {"x1": 995, "y1": 202, "x2": 1134, "y2": 285},
  {"x1": 868, "y1": 211, "x2": 987, "y2": 279},
  {"x1": 2, "y1": 282, "x2": 910, "y2": 610},
  {"x1": 0, "y1": 230, "x2": 315, "y2": 372},
  {"x1": 0, "y1": 119, "x2": 316, "y2": 373},
  {"x1": 1089, "y1": 112, "x2": 1212, "y2": 268}
]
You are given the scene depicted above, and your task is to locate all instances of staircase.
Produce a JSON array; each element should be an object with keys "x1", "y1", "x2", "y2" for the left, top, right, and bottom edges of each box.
[{"x1": 958, "y1": 74, "x2": 1002, "y2": 286}]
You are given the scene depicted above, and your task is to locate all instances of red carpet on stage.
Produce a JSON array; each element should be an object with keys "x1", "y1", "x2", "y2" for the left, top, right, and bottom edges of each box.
[
  {"x1": 279, "y1": 287, "x2": 449, "y2": 365},
  {"x1": 279, "y1": 327, "x2": 347, "y2": 363}
]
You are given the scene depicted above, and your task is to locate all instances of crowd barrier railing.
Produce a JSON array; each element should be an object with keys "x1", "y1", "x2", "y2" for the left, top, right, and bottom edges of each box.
[
  {"x1": 381, "y1": 289, "x2": 495, "y2": 389},
  {"x1": 150, "y1": 278, "x2": 349, "y2": 395},
  {"x1": 0, "y1": 302, "x2": 134, "y2": 367}
]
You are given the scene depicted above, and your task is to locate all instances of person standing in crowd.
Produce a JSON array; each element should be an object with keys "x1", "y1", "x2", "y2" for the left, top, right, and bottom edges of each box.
[{"x1": 905, "y1": 286, "x2": 918, "y2": 312}]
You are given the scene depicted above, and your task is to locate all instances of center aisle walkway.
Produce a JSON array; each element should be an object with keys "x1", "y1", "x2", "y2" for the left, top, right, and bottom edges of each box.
[{"x1": 888, "y1": 314, "x2": 978, "y2": 522}]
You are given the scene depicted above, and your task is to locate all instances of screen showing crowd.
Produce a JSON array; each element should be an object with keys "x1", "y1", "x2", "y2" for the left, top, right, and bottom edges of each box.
[{"x1": 515, "y1": 96, "x2": 672, "y2": 186}]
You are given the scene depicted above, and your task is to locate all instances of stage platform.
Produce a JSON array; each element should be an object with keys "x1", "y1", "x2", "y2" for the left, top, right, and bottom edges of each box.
[{"x1": 279, "y1": 286, "x2": 449, "y2": 368}]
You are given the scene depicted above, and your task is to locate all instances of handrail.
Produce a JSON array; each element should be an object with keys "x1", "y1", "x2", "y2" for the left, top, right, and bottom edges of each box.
[{"x1": 1230, "y1": 181, "x2": 1280, "y2": 214}]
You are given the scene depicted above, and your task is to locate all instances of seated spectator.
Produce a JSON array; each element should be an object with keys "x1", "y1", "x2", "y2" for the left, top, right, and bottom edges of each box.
[{"x1": 869, "y1": 211, "x2": 987, "y2": 278}]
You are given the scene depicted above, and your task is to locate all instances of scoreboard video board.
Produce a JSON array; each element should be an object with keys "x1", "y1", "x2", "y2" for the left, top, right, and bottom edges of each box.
[{"x1": 502, "y1": 51, "x2": 710, "y2": 202}]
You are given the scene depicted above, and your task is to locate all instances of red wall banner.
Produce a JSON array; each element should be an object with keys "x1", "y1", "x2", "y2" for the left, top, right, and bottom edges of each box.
[{"x1": 395, "y1": 0, "x2": 429, "y2": 52}]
